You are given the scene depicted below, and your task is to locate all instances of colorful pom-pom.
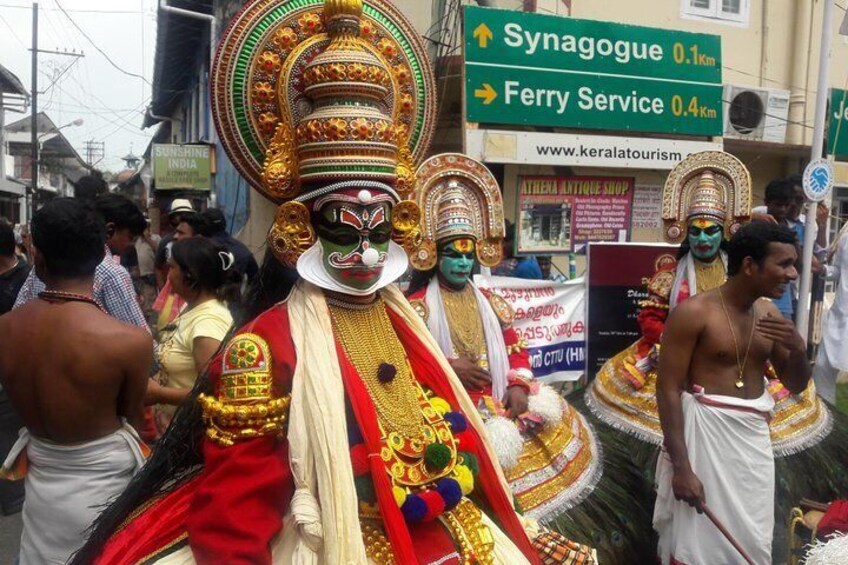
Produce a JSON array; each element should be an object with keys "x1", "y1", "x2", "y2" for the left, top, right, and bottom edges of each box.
[
  {"x1": 350, "y1": 444, "x2": 369, "y2": 476},
  {"x1": 443, "y1": 411, "x2": 467, "y2": 433},
  {"x1": 429, "y1": 397, "x2": 451, "y2": 416},
  {"x1": 354, "y1": 475, "x2": 376, "y2": 503},
  {"x1": 459, "y1": 451, "x2": 479, "y2": 477},
  {"x1": 454, "y1": 464, "x2": 474, "y2": 496},
  {"x1": 401, "y1": 493, "x2": 428, "y2": 523},
  {"x1": 453, "y1": 431, "x2": 475, "y2": 452},
  {"x1": 436, "y1": 478, "x2": 463, "y2": 511},
  {"x1": 392, "y1": 486, "x2": 407, "y2": 508},
  {"x1": 377, "y1": 362, "x2": 397, "y2": 383},
  {"x1": 424, "y1": 442, "x2": 452, "y2": 471},
  {"x1": 420, "y1": 489, "x2": 446, "y2": 522}
]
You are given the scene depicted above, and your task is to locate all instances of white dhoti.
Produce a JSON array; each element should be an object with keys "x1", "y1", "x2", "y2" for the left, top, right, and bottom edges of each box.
[
  {"x1": 1, "y1": 423, "x2": 147, "y2": 565},
  {"x1": 653, "y1": 387, "x2": 775, "y2": 565}
]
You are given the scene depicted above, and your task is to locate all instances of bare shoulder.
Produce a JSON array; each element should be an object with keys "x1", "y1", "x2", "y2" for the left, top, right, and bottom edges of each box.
[
  {"x1": 97, "y1": 314, "x2": 152, "y2": 353},
  {"x1": 669, "y1": 291, "x2": 713, "y2": 321},
  {"x1": 756, "y1": 297, "x2": 781, "y2": 318}
]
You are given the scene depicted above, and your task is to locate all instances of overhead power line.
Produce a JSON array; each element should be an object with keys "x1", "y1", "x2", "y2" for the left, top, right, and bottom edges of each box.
[{"x1": 53, "y1": 0, "x2": 151, "y2": 86}]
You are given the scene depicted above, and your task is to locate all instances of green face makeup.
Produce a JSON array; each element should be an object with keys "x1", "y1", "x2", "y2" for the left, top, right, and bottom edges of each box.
[
  {"x1": 438, "y1": 239, "x2": 476, "y2": 288},
  {"x1": 316, "y1": 202, "x2": 392, "y2": 291},
  {"x1": 687, "y1": 219, "x2": 723, "y2": 261}
]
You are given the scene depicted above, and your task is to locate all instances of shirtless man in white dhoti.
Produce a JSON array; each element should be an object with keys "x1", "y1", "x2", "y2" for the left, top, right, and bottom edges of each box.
[
  {"x1": 0, "y1": 198, "x2": 151, "y2": 565},
  {"x1": 654, "y1": 221, "x2": 811, "y2": 565}
]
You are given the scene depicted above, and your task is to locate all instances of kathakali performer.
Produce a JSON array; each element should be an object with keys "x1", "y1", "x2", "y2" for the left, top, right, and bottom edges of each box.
[
  {"x1": 405, "y1": 154, "x2": 655, "y2": 564},
  {"x1": 579, "y1": 150, "x2": 848, "y2": 554},
  {"x1": 71, "y1": 1, "x2": 594, "y2": 564}
]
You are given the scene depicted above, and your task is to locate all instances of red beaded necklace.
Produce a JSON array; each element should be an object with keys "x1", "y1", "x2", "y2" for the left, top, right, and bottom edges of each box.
[{"x1": 38, "y1": 290, "x2": 102, "y2": 310}]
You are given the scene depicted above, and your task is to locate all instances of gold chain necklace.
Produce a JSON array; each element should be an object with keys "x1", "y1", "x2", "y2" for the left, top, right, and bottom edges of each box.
[
  {"x1": 328, "y1": 298, "x2": 426, "y2": 439},
  {"x1": 718, "y1": 287, "x2": 756, "y2": 389},
  {"x1": 694, "y1": 258, "x2": 726, "y2": 294},
  {"x1": 441, "y1": 285, "x2": 487, "y2": 363}
]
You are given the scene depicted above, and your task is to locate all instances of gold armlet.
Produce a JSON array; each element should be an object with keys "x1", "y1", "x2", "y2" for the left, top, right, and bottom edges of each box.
[
  {"x1": 638, "y1": 300, "x2": 669, "y2": 310},
  {"x1": 198, "y1": 394, "x2": 291, "y2": 447}
]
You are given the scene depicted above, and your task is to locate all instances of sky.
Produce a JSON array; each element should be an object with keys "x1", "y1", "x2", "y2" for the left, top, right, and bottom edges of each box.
[{"x1": 0, "y1": 0, "x2": 156, "y2": 173}]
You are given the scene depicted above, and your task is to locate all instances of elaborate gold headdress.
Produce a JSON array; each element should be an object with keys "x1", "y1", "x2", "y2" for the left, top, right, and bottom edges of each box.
[
  {"x1": 211, "y1": 0, "x2": 436, "y2": 266},
  {"x1": 409, "y1": 154, "x2": 506, "y2": 270},
  {"x1": 661, "y1": 151, "x2": 751, "y2": 243}
]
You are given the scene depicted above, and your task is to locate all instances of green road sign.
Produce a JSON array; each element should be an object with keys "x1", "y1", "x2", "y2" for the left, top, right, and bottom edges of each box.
[
  {"x1": 828, "y1": 88, "x2": 848, "y2": 159},
  {"x1": 464, "y1": 6, "x2": 723, "y2": 136}
]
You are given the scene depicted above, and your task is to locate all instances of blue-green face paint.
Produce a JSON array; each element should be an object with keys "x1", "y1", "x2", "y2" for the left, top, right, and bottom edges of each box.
[
  {"x1": 687, "y1": 219, "x2": 723, "y2": 261},
  {"x1": 438, "y1": 239, "x2": 475, "y2": 288}
]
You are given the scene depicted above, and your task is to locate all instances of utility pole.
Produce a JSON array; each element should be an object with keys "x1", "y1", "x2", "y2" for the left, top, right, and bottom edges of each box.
[
  {"x1": 28, "y1": 1, "x2": 38, "y2": 224},
  {"x1": 83, "y1": 140, "x2": 105, "y2": 166},
  {"x1": 796, "y1": 0, "x2": 835, "y2": 342}
]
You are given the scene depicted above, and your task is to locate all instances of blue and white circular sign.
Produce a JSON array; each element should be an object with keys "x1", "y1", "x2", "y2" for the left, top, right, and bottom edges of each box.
[{"x1": 802, "y1": 158, "x2": 833, "y2": 202}]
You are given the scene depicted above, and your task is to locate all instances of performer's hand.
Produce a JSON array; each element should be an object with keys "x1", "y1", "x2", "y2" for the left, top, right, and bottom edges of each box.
[
  {"x1": 672, "y1": 468, "x2": 705, "y2": 512},
  {"x1": 449, "y1": 356, "x2": 492, "y2": 391},
  {"x1": 756, "y1": 313, "x2": 805, "y2": 353},
  {"x1": 503, "y1": 385, "x2": 530, "y2": 417}
]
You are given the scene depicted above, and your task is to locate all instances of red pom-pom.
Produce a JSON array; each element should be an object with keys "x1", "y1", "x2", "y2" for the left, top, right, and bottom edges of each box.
[
  {"x1": 350, "y1": 444, "x2": 369, "y2": 476},
  {"x1": 453, "y1": 430, "x2": 475, "y2": 452},
  {"x1": 420, "y1": 489, "x2": 446, "y2": 521}
]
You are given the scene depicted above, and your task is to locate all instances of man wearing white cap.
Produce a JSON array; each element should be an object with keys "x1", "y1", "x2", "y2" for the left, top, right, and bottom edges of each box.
[{"x1": 153, "y1": 199, "x2": 195, "y2": 289}]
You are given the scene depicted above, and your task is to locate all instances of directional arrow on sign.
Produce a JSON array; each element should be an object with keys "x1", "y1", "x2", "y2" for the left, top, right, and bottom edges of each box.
[
  {"x1": 474, "y1": 83, "x2": 497, "y2": 105},
  {"x1": 473, "y1": 23, "x2": 493, "y2": 48}
]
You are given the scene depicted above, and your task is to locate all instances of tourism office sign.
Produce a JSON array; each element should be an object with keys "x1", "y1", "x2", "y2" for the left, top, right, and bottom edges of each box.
[{"x1": 463, "y1": 7, "x2": 723, "y2": 136}]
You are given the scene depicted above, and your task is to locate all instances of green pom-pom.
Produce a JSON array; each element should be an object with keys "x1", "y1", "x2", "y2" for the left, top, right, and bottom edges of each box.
[
  {"x1": 424, "y1": 442, "x2": 452, "y2": 471},
  {"x1": 354, "y1": 474, "x2": 376, "y2": 503},
  {"x1": 459, "y1": 451, "x2": 479, "y2": 477}
]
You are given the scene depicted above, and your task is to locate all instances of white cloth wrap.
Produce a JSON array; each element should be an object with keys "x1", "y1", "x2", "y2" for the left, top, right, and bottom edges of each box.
[
  {"x1": 4, "y1": 423, "x2": 146, "y2": 565},
  {"x1": 653, "y1": 388, "x2": 775, "y2": 565},
  {"x1": 669, "y1": 251, "x2": 728, "y2": 309},
  {"x1": 820, "y1": 229, "x2": 848, "y2": 371},
  {"x1": 424, "y1": 277, "x2": 510, "y2": 401}
]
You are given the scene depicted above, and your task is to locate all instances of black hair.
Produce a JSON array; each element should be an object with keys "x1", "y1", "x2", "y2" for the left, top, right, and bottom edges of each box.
[
  {"x1": 178, "y1": 212, "x2": 211, "y2": 237},
  {"x1": 727, "y1": 222, "x2": 797, "y2": 276},
  {"x1": 0, "y1": 221, "x2": 15, "y2": 256},
  {"x1": 238, "y1": 249, "x2": 300, "y2": 325},
  {"x1": 170, "y1": 237, "x2": 240, "y2": 299},
  {"x1": 73, "y1": 175, "x2": 108, "y2": 202},
  {"x1": 31, "y1": 198, "x2": 105, "y2": 278},
  {"x1": 764, "y1": 178, "x2": 795, "y2": 204},
  {"x1": 94, "y1": 193, "x2": 146, "y2": 237},
  {"x1": 201, "y1": 208, "x2": 227, "y2": 235}
]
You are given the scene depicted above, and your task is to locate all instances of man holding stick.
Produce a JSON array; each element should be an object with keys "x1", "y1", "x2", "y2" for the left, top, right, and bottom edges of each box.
[{"x1": 654, "y1": 221, "x2": 811, "y2": 564}]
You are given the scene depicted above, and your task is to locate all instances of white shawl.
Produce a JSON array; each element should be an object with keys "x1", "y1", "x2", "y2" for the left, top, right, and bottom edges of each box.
[{"x1": 424, "y1": 277, "x2": 511, "y2": 401}]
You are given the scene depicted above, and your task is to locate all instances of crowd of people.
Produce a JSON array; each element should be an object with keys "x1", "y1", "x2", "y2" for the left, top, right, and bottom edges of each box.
[{"x1": 1, "y1": 0, "x2": 847, "y2": 563}]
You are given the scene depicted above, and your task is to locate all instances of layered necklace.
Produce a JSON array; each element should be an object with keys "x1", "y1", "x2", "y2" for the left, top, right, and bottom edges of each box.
[
  {"x1": 718, "y1": 287, "x2": 756, "y2": 389},
  {"x1": 440, "y1": 284, "x2": 488, "y2": 367},
  {"x1": 694, "y1": 257, "x2": 726, "y2": 294}
]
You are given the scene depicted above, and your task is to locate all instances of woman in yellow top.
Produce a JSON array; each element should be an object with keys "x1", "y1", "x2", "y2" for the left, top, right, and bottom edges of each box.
[{"x1": 146, "y1": 237, "x2": 235, "y2": 434}]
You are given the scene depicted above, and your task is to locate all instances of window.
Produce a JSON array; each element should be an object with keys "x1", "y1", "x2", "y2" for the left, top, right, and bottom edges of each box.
[{"x1": 681, "y1": 0, "x2": 748, "y2": 26}]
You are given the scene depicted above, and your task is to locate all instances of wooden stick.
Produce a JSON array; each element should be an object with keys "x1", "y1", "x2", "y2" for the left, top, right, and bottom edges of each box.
[{"x1": 701, "y1": 503, "x2": 756, "y2": 565}]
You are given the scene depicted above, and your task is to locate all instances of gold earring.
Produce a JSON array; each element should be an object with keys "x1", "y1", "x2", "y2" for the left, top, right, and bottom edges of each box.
[{"x1": 267, "y1": 201, "x2": 315, "y2": 268}]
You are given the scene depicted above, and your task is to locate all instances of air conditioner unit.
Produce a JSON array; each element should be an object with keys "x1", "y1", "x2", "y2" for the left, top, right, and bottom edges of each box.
[{"x1": 722, "y1": 85, "x2": 790, "y2": 143}]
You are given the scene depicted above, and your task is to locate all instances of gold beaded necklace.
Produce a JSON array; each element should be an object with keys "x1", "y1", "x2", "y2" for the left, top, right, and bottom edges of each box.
[
  {"x1": 694, "y1": 257, "x2": 726, "y2": 294},
  {"x1": 328, "y1": 297, "x2": 426, "y2": 439},
  {"x1": 441, "y1": 285, "x2": 487, "y2": 365},
  {"x1": 718, "y1": 287, "x2": 756, "y2": 390}
]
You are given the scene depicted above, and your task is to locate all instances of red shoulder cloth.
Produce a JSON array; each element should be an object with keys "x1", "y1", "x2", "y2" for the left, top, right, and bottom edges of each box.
[{"x1": 94, "y1": 305, "x2": 296, "y2": 565}]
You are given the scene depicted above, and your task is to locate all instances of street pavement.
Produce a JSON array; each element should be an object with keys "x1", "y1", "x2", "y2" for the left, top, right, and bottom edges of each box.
[{"x1": 0, "y1": 511, "x2": 21, "y2": 564}]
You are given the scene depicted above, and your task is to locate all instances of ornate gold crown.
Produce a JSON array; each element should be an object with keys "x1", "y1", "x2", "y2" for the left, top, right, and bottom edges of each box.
[
  {"x1": 662, "y1": 151, "x2": 751, "y2": 243},
  {"x1": 409, "y1": 154, "x2": 506, "y2": 271},
  {"x1": 211, "y1": 0, "x2": 435, "y2": 265}
]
